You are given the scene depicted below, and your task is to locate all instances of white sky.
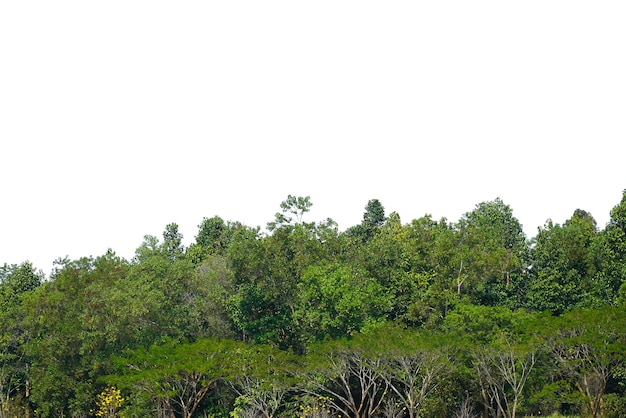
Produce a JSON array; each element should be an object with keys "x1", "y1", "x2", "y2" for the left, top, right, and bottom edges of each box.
[{"x1": 1, "y1": 1, "x2": 625, "y2": 275}]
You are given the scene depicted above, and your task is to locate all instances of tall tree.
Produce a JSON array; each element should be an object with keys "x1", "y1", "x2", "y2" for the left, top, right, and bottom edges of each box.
[
  {"x1": 294, "y1": 263, "x2": 391, "y2": 343},
  {"x1": 109, "y1": 339, "x2": 248, "y2": 418},
  {"x1": 473, "y1": 340, "x2": 537, "y2": 418},
  {"x1": 189, "y1": 216, "x2": 236, "y2": 262},
  {"x1": 541, "y1": 307, "x2": 626, "y2": 418},
  {"x1": 346, "y1": 199, "x2": 387, "y2": 242},
  {"x1": 591, "y1": 190, "x2": 626, "y2": 305},
  {"x1": 527, "y1": 210, "x2": 599, "y2": 313},
  {"x1": 0, "y1": 262, "x2": 42, "y2": 414},
  {"x1": 363, "y1": 199, "x2": 386, "y2": 229},
  {"x1": 455, "y1": 198, "x2": 528, "y2": 306},
  {"x1": 267, "y1": 195, "x2": 312, "y2": 231},
  {"x1": 304, "y1": 349, "x2": 388, "y2": 418},
  {"x1": 163, "y1": 222, "x2": 184, "y2": 259},
  {"x1": 22, "y1": 257, "x2": 101, "y2": 416}
]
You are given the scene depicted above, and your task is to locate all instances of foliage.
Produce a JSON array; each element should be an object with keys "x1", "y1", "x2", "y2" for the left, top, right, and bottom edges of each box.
[
  {"x1": 294, "y1": 263, "x2": 392, "y2": 342},
  {"x1": 2, "y1": 192, "x2": 626, "y2": 416},
  {"x1": 93, "y1": 386, "x2": 124, "y2": 417}
]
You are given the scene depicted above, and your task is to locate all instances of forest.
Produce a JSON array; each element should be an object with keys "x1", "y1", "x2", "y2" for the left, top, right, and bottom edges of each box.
[{"x1": 2, "y1": 191, "x2": 626, "y2": 418}]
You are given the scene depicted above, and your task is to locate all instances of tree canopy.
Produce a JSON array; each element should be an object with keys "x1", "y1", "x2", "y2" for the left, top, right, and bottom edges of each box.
[{"x1": 3, "y1": 192, "x2": 626, "y2": 417}]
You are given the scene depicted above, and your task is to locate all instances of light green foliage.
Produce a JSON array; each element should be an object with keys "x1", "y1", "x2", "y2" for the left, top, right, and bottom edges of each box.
[
  {"x1": 109, "y1": 338, "x2": 247, "y2": 418},
  {"x1": 443, "y1": 303, "x2": 535, "y2": 344},
  {"x1": 267, "y1": 195, "x2": 313, "y2": 231},
  {"x1": 530, "y1": 307, "x2": 626, "y2": 418},
  {"x1": 294, "y1": 263, "x2": 392, "y2": 342},
  {"x1": 110, "y1": 339, "x2": 300, "y2": 418}
]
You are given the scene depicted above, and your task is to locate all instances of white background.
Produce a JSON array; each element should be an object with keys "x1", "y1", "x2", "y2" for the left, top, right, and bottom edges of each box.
[{"x1": 1, "y1": 1, "x2": 625, "y2": 275}]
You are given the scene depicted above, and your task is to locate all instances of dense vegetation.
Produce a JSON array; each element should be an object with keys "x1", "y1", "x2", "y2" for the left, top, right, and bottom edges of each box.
[{"x1": 2, "y1": 191, "x2": 626, "y2": 418}]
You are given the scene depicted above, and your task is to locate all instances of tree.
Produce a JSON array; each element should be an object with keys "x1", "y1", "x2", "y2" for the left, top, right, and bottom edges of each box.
[
  {"x1": 473, "y1": 339, "x2": 537, "y2": 418},
  {"x1": 541, "y1": 307, "x2": 626, "y2": 418},
  {"x1": 109, "y1": 339, "x2": 248, "y2": 418},
  {"x1": 228, "y1": 214, "x2": 341, "y2": 350},
  {"x1": 363, "y1": 199, "x2": 386, "y2": 229},
  {"x1": 304, "y1": 348, "x2": 388, "y2": 418},
  {"x1": 357, "y1": 212, "x2": 445, "y2": 323},
  {"x1": 590, "y1": 190, "x2": 626, "y2": 305},
  {"x1": 381, "y1": 349, "x2": 449, "y2": 418},
  {"x1": 455, "y1": 198, "x2": 528, "y2": 306},
  {"x1": 189, "y1": 216, "x2": 236, "y2": 263},
  {"x1": 226, "y1": 225, "x2": 302, "y2": 348},
  {"x1": 188, "y1": 255, "x2": 238, "y2": 339},
  {"x1": 346, "y1": 199, "x2": 386, "y2": 242},
  {"x1": 93, "y1": 386, "x2": 124, "y2": 418},
  {"x1": 0, "y1": 262, "x2": 42, "y2": 416},
  {"x1": 267, "y1": 195, "x2": 312, "y2": 231},
  {"x1": 293, "y1": 263, "x2": 392, "y2": 343},
  {"x1": 163, "y1": 222, "x2": 184, "y2": 259},
  {"x1": 527, "y1": 210, "x2": 598, "y2": 314},
  {"x1": 21, "y1": 256, "x2": 100, "y2": 416}
]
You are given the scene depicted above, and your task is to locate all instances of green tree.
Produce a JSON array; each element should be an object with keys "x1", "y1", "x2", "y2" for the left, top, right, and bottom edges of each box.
[
  {"x1": 473, "y1": 339, "x2": 537, "y2": 418},
  {"x1": 455, "y1": 198, "x2": 528, "y2": 306},
  {"x1": 303, "y1": 348, "x2": 388, "y2": 418},
  {"x1": 590, "y1": 190, "x2": 626, "y2": 305},
  {"x1": 346, "y1": 199, "x2": 386, "y2": 242},
  {"x1": 196, "y1": 216, "x2": 227, "y2": 250},
  {"x1": 527, "y1": 210, "x2": 598, "y2": 314},
  {"x1": 540, "y1": 307, "x2": 626, "y2": 418},
  {"x1": 0, "y1": 262, "x2": 42, "y2": 415},
  {"x1": 22, "y1": 256, "x2": 101, "y2": 416},
  {"x1": 109, "y1": 339, "x2": 246, "y2": 418},
  {"x1": 228, "y1": 199, "x2": 341, "y2": 350},
  {"x1": 22, "y1": 247, "x2": 212, "y2": 416},
  {"x1": 189, "y1": 255, "x2": 239, "y2": 339},
  {"x1": 294, "y1": 263, "x2": 392, "y2": 343},
  {"x1": 359, "y1": 212, "x2": 437, "y2": 322},
  {"x1": 363, "y1": 199, "x2": 386, "y2": 229},
  {"x1": 163, "y1": 222, "x2": 184, "y2": 259},
  {"x1": 226, "y1": 225, "x2": 297, "y2": 348},
  {"x1": 267, "y1": 195, "x2": 312, "y2": 231},
  {"x1": 401, "y1": 216, "x2": 460, "y2": 327}
]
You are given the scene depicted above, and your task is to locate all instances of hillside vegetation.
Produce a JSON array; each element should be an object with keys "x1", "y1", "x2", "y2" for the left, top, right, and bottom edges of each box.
[{"x1": 2, "y1": 191, "x2": 626, "y2": 417}]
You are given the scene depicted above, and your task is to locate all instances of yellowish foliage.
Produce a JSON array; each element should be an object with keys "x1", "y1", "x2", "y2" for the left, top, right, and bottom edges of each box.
[{"x1": 93, "y1": 386, "x2": 124, "y2": 418}]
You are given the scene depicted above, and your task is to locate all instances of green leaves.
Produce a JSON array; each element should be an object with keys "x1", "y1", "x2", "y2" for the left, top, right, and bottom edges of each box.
[
  {"x1": 294, "y1": 263, "x2": 392, "y2": 342},
  {"x1": 267, "y1": 195, "x2": 313, "y2": 231},
  {"x1": 4, "y1": 191, "x2": 626, "y2": 416},
  {"x1": 455, "y1": 198, "x2": 528, "y2": 305},
  {"x1": 109, "y1": 338, "x2": 302, "y2": 418},
  {"x1": 527, "y1": 210, "x2": 601, "y2": 313}
]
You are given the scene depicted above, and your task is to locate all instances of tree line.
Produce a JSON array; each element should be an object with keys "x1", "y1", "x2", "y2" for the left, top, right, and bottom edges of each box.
[{"x1": 2, "y1": 191, "x2": 626, "y2": 417}]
